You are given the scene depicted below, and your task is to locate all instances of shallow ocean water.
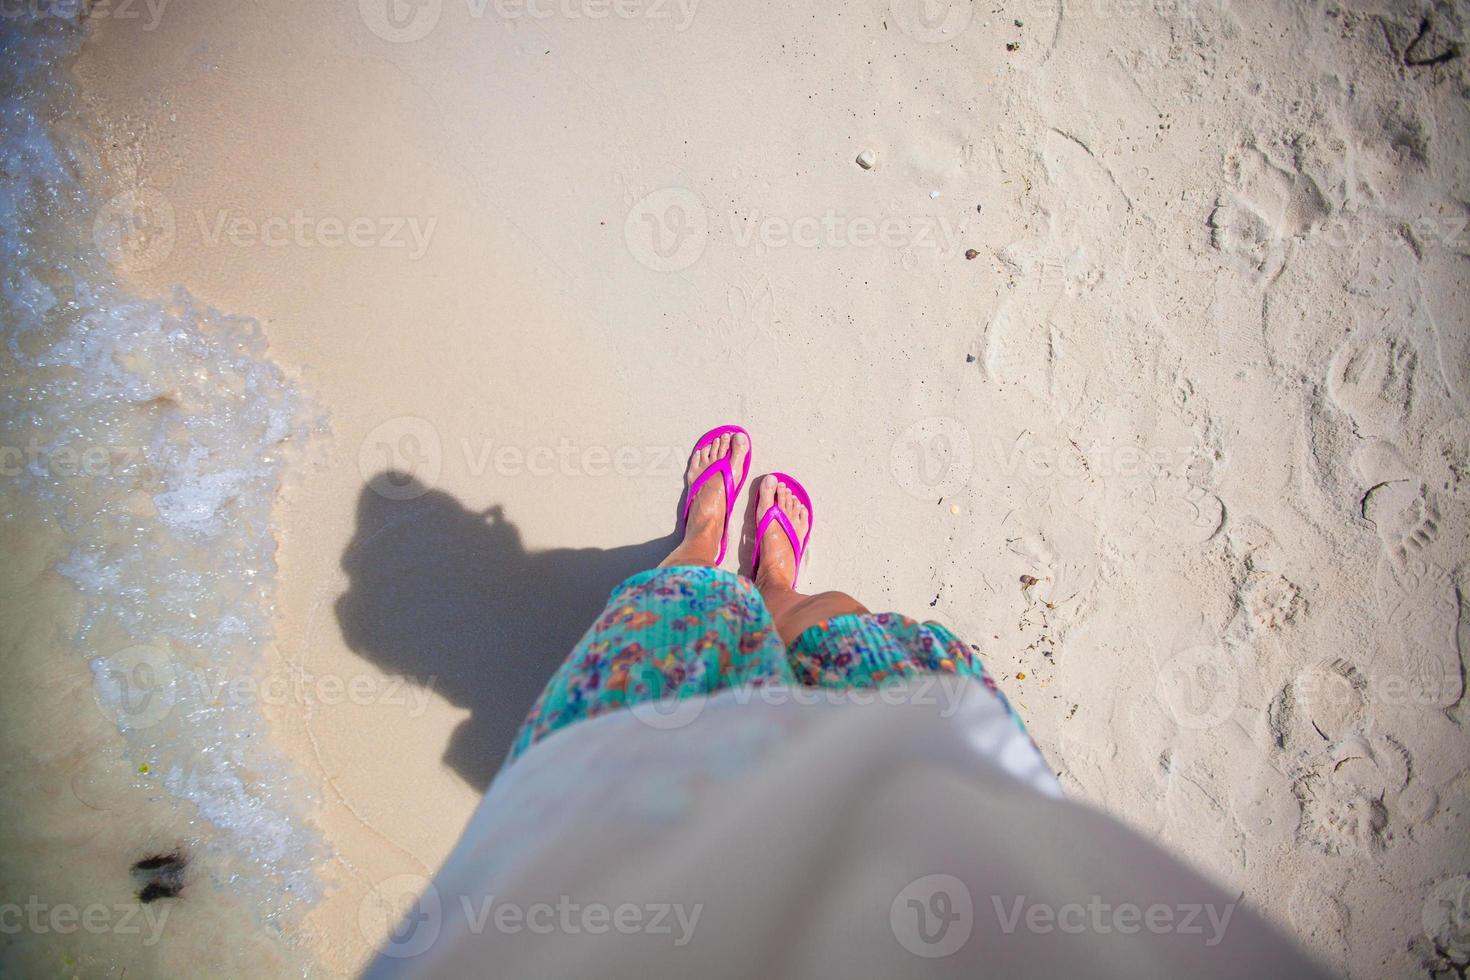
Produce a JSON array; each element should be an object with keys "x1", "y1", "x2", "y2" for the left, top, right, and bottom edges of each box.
[{"x1": 1, "y1": 12, "x2": 324, "y2": 976}]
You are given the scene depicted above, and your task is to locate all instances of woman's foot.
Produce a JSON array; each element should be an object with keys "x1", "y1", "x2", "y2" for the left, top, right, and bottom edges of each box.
[
  {"x1": 753, "y1": 474, "x2": 810, "y2": 592},
  {"x1": 750, "y1": 473, "x2": 866, "y2": 644},
  {"x1": 659, "y1": 432, "x2": 749, "y2": 568}
]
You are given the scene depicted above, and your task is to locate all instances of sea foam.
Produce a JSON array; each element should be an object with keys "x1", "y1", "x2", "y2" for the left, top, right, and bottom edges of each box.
[{"x1": 1, "y1": 8, "x2": 324, "y2": 958}]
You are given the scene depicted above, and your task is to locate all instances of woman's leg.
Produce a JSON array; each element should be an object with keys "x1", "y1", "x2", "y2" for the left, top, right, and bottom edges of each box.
[
  {"x1": 658, "y1": 431, "x2": 748, "y2": 569},
  {"x1": 748, "y1": 474, "x2": 1034, "y2": 745},
  {"x1": 751, "y1": 474, "x2": 870, "y2": 645},
  {"x1": 507, "y1": 431, "x2": 791, "y2": 765}
]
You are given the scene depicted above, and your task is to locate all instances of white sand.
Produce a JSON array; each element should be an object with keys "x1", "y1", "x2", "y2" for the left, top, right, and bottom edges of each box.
[{"x1": 74, "y1": 0, "x2": 1468, "y2": 975}]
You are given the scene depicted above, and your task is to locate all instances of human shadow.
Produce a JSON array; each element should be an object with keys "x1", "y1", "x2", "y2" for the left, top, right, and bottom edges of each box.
[{"x1": 335, "y1": 472, "x2": 679, "y2": 790}]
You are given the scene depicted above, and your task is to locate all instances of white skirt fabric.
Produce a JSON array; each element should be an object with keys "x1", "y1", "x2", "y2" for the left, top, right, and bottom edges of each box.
[{"x1": 364, "y1": 678, "x2": 1330, "y2": 979}]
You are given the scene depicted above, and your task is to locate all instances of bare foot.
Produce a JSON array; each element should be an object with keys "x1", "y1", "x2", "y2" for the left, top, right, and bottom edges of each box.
[
  {"x1": 663, "y1": 432, "x2": 748, "y2": 566},
  {"x1": 753, "y1": 474, "x2": 810, "y2": 591}
]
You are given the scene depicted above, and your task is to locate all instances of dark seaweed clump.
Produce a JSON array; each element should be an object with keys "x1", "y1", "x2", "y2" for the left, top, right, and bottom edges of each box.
[{"x1": 132, "y1": 851, "x2": 188, "y2": 903}]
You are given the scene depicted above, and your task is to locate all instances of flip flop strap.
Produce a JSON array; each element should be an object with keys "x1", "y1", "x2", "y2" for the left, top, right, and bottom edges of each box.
[
  {"x1": 754, "y1": 504, "x2": 803, "y2": 578},
  {"x1": 683, "y1": 449, "x2": 737, "y2": 564},
  {"x1": 683, "y1": 454, "x2": 735, "y2": 526}
]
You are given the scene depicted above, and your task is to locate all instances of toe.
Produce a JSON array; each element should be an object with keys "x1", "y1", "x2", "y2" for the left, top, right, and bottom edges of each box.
[
  {"x1": 729, "y1": 432, "x2": 748, "y2": 471},
  {"x1": 758, "y1": 473, "x2": 777, "y2": 509},
  {"x1": 689, "y1": 439, "x2": 723, "y2": 483},
  {"x1": 777, "y1": 485, "x2": 796, "y2": 518},
  {"x1": 779, "y1": 485, "x2": 807, "y2": 533}
]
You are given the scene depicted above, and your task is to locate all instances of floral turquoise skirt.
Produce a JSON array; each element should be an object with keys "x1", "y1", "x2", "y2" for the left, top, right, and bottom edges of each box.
[{"x1": 508, "y1": 566, "x2": 1029, "y2": 762}]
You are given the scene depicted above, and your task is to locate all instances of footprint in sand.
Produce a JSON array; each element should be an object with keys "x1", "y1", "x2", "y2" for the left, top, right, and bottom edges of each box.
[
  {"x1": 1119, "y1": 470, "x2": 1224, "y2": 546},
  {"x1": 1386, "y1": 493, "x2": 1444, "y2": 574},
  {"x1": 1421, "y1": 874, "x2": 1470, "y2": 963},
  {"x1": 1356, "y1": 440, "x2": 1423, "y2": 536},
  {"x1": 1354, "y1": 442, "x2": 1464, "y2": 709},
  {"x1": 1276, "y1": 659, "x2": 1368, "y2": 749},
  {"x1": 1417, "y1": 247, "x2": 1470, "y2": 409},
  {"x1": 980, "y1": 237, "x2": 1072, "y2": 399},
  {"x1": 1229, "y1": 760, "x2": 1300, "y2": 846},
  {"x1": 1354, "y1": 438, "x2": 1443, "y2": 562},
  {"x1": 1006, "y1": 487, "x2": 1103, "y2": 608},
  {"x1": 716, "y1": 276, "x2": 777, "y2": 354},
  {"x1": 1053, "y1": 730, "x2": 1111, "y2": 802},
  {"x1": 1327, "y1": 320, "x2": 1419, "y2": 438},
  {"x1": 1153, "y1": 644, "x2": 1240, "y2": 731},
  {"x1": 1388, "y1": 634, "x2": 1466, "y2": 712},
  {"x1": 1041, "y1": 128, "x2": 1132, "y2": 239},
  {"x1": 1297, "y1": 734, "x2": 1410, "y2": 855},
  {"x1": 1208, "y1": 144, "x2": 1330, "y2": 277},
  {"x1": 1239, "y1": 570, "x2": 1305, "y2": 632},
  {"x1": 1345, "y1": 93, "x2": 1433, "y2": 208},
  {"x1": 1309, "y1": 791, "x2": 1390, "y2": 855},
  {"x1": 1371, "y1": 494, "x2": 1457, "y2": 615}
]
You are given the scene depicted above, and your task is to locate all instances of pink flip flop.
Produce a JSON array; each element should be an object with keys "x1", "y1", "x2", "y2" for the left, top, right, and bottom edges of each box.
[
  {"x1": 683, "y1": 425, "x2": 752, "y2": 565},
  {"x1": 750, "y1": 472, "x2": 814, "y2": 588}
]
